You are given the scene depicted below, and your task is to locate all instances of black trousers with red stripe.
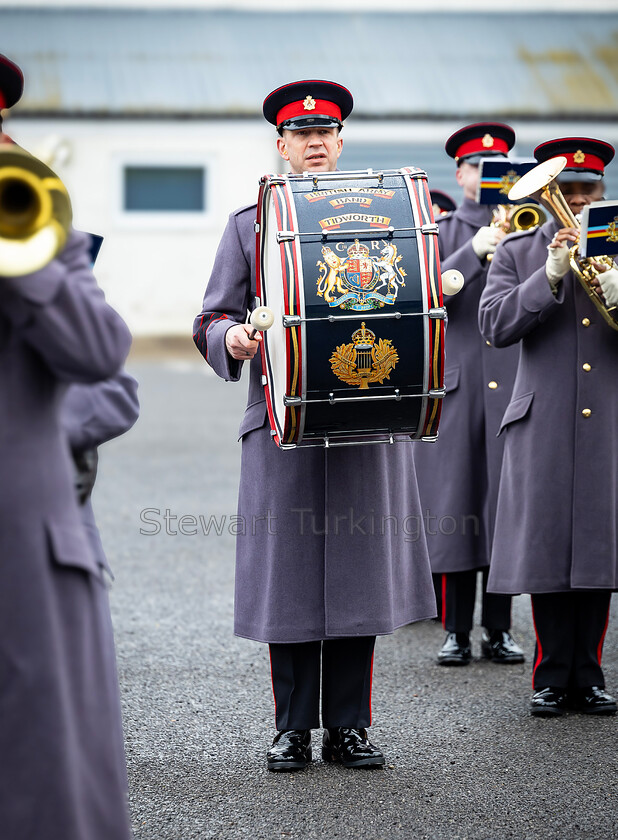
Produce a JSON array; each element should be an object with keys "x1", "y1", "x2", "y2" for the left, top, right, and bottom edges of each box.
[
  {"x1": 269, "y1": 637, "x2": 375, "y2": 731},
  {"x1": 442, "y1": 568, "x2": 512, "y2": 633},
  {"x1": 531, "y1": 591, "x2": 611, "y2": 690}
]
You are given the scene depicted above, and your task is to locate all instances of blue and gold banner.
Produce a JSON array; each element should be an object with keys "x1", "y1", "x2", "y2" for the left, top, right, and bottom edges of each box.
[
  {"x1": 579, "y1": 201, "x2": 618, "y2": 258},
  {"x1": 476, "y1": 158, "x2": 537, "y2": 205}
]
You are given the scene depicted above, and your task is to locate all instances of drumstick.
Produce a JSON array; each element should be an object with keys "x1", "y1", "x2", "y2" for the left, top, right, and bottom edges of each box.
[
  {"x1": 441, "y1": 269, "x2": 465, "y2": 296},
  {"x1": 248, "y1": 306, "x2": 275, "y2": 339}
]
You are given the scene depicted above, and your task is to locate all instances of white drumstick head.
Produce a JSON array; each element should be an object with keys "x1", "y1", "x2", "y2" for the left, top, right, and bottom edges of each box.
[
  {"x1": 441, "y1": 269, "x2": 465, "y2": 296},
  {"x1": 250, "y1": 306, "x2": 275, "y2": 332}
]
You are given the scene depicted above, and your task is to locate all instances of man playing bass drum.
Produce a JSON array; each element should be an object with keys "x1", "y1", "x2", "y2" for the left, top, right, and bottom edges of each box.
[{"x1": 193, "y1": 79, "x2": 436, "y2": 772}]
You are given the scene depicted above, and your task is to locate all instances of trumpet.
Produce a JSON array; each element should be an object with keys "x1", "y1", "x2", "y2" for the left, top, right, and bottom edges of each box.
[
  {"x1": 491, "y1": 202, "x2": 547, "y2": 234},
  {"x1": 508, "y1": 156, "x2": 617, "y2": 332},
  {"x1": 0, "y1": 145, "x2": 72, "y2": 277},
  {"x1": 485, "y1": 203, "x2": 547, "y2": 263}
]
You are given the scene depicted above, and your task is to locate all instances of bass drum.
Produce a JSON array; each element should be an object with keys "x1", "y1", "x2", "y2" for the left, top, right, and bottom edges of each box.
[{"x1": 255, "y1": 167, "x2": 446, "y2": 449}]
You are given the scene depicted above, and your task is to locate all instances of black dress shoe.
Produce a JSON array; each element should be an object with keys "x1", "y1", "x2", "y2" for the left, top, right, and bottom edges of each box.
[
  {"x1": 530, "y1": 687, "x2": 567, "y2": 717},
  {"x1": 267, "y1": 729, "x2": 312, "y2": 772},
  {"x1": 571, "y1": 686, "x2": 617, "y2": 716},
  {"x1": 437, "y1": 632, "x2": 471, "y2": 666},
  {"x1": 322, "y1": 728, "x2": 385, "y2": 768},
  {"x1": 481, "y1": 629, "x2": 525, "y2": 664}
]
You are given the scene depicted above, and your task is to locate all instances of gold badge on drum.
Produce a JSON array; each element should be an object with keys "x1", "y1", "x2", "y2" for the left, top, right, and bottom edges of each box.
[
  {"x1": 316, "y1": 239, "x2": 406, "y2": 311},
  {"x1": 330, "y1": 322, "x2": 398, "y2": 390}
]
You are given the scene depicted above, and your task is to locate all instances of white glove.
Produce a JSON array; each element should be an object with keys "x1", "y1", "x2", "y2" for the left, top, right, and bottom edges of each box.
[
  {"x1": 598, "y1": 265, "x2": 618, "y2": 307},
  {"x1": 472, "y1": 226, "x2": 501, "y2": 260},
  {"x1": 545, "y1": 242, "x2": 571, "y2": 287}
]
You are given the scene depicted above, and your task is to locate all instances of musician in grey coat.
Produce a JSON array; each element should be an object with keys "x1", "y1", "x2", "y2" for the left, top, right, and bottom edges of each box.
[
  {"x1": 0, "y1": 52, "x2": 135, "y2": 838},
  {"x1": 412, "y1": 123, "x2": 524, "y2": 666},
  {"x1": 0, "y1": 225, "x2": 134, "y2": 840},
  {"x1": 193, "y1": 80, "x2": 436, "y2": 772},
  {"x1": 479, "y1": 135, "x2": 617, "y2": 717}
]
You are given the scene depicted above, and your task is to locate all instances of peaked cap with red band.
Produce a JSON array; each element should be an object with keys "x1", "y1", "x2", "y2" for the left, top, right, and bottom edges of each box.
[
  {"x1": 445, "y1": 122, "x2": 515, "y2": 165},
  {"x1": 0, "y1": 54, "x2": 24, "y2": 111},
  {"x1": 534, "y1": 137, "x2": 615, "y2": 183},
  {"x1": 263, "y1": 80, "x2": 353, "y2": 132},
  {"x1": 430, "y1": 189, "x2": 457, "y2": 215}
]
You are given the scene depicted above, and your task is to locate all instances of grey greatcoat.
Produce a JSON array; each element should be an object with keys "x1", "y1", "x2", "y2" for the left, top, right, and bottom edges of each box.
[
  {"x1": 412, "y1": 197, "x2": 520, "y2": 573},
  {"x1": 193, "y1": 205, "x2": 436, "y2": 644},
  {"x1": 479, "y1": 219, "x2": 618, "y2": 594},
  {"x1": 62, "y1": 371, "x2": 140, "y2": 572},
  {"x1": 0, "y1": 231, "x2": 133, "y2": 840}
]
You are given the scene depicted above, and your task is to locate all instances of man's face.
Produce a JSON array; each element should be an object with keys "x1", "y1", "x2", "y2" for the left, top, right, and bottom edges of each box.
[
  {"x1": 559, "y1": 180, "x2": 605, "y2": 217},
  {"x1": 277, "y1": 127, "x2": 343, "y2": 174},
  {"x1": 455, "y1": 161, "x2": 480, "y2": 200}
]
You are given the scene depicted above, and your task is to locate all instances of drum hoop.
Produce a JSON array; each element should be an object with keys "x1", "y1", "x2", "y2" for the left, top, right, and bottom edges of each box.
[
  {"x1": 255, "y1": 180, "x2": 283, "y2": 446},
  {"x1": 400, "y1": 167, "x2": 444, "y2": 438}
]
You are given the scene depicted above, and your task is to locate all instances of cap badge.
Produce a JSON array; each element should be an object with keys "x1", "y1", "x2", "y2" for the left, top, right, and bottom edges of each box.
[
  {"x1": 499, "y1": 170, "x2": 520, "y2": 196},
  {"x1": 303, "y1": 96, "x2": 316, "y2": 111},
  {"x1": 574, "y1": 150, "x2": 586, "y2": 164},
  {"x1": 482, "y1": 134, "x2": 495, "y2": 149}
]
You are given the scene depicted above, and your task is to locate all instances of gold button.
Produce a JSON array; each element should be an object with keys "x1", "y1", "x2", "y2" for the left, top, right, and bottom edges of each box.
[
  {"x1": 488, "y1": 381, "x2": 498, "y2": 390},
  {"x1": 486, "y1": 340, "x2": 492, "y2": 346},
  {"x1": 582, "y1": 318, "x2": 590, "y2": 327},
  {"x1": 583, "y1": 363, "x2": 591, "y2": 372},
  {"x1": 582, "y1": 408, "x2": 592, "y2": 417}
]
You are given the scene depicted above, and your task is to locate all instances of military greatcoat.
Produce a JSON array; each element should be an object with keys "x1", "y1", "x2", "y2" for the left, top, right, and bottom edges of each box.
[
  {"x1": 479, "y1": 219, "x2": 618, "y2": 593},
  {"x1": 62, "y1": 371, "x2": 140, "y2": 572},
  {"x1": 193, "y1": 205, "x2": 436, "y2": 644},
  {"x1": 412, "y1": 197, "x2": 520, "y2": 573},
  {"x1": 0, "y1": 231, "x2": 133, "y2": 840}
]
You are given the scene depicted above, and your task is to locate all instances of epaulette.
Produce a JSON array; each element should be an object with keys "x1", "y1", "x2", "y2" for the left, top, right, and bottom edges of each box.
[
  {"x1": 503, "y1": 227, "x2": 539, "y2": 243},
  {"x1": 232, "y1": 203, "x2": 257, "y2": 217}
]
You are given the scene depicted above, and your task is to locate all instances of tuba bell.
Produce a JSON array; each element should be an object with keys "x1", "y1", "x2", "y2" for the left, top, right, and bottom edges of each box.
[
  {"x1": 508, "y1": 156, "x2": 618, "y2": 331},
  {"x1": 0, "y1": 145, "x2": 72, "y2": 277}
]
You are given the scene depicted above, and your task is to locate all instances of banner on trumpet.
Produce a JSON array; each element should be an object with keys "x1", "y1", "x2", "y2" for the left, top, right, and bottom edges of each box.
[{"x1": 476, "y1": 158, "x2": 539, "y2": 206}]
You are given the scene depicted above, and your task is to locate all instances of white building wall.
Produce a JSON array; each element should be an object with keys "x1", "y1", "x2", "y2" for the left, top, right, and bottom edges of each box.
[{"x1": 8, "y1": 118, "x2": 279, "y2": 336}]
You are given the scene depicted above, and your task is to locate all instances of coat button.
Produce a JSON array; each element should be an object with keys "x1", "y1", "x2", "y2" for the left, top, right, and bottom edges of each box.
[
  {"x1": 488, "y1": 381, "x2": 498, "y2": 389},
  {"x1": 582, "y1": 363, "x2": 591, "y2": 371},
  {"x1": 486, "y1": 340, "x2": 492, "y2": 346},
  {"x1": 582, "y1": 318, "x2": 591, "y2": 327},
  {"x1": 582, "y1": 408, "x2": 592, "y2": 417}
]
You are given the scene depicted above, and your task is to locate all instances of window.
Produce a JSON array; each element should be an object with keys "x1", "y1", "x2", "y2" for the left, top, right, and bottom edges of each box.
[{"x1": 124, "y1": 166, "x2": 206, "y2": 212}]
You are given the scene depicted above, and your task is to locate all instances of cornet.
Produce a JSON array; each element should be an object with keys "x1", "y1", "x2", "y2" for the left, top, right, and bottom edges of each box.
[
  {"x1": 508, "y1": 156, "x2": 617, "y2": 331},
  {"x1": 0, "y1": 145, "x2": 72, "y2": 277},
  {"x1": 491, "y1": 202, "x2": 547, "y2": 234}
]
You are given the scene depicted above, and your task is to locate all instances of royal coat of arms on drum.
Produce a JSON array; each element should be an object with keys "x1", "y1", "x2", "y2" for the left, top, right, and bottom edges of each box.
[{"x1": 316, "y1": 239, "x2": 406, "y2": 310}]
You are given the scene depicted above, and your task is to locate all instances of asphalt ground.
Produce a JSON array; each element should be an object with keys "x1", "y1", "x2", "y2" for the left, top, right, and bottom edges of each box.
[{"x1": 95, "y1": 354, "x2": 618, "y2": 840}]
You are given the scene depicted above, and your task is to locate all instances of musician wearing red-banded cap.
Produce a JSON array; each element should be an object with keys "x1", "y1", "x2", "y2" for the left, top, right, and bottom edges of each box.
[
  {"x1": 479, "y1": 136, "x2": 618, "y2": 717},
  {"x1": 193, "y1": 80, "x2": 436, "y2": 772},
  {"x1": 430, "y1": 188, "x2": 457, "y2": 217},
  {"x1": 413, "y1": 123, "x2": 525, "y2": 667},
  {"x1": 0, "y1": 53, "x2": 134, "y2": 840}
]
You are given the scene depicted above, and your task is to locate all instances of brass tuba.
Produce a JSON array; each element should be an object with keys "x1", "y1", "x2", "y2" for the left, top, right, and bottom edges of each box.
[
  {"x1": 508, "y1": 156, "x2": 617, "y2": 331},
  {"x1": 0, "y1": 145, "x2": 72, "y2": 277}
]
